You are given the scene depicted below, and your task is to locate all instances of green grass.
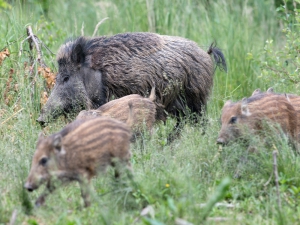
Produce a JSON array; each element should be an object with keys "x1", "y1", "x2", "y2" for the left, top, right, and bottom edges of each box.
[{"x1": 1, "y1": 0, "x2": 300, "y2": 224}]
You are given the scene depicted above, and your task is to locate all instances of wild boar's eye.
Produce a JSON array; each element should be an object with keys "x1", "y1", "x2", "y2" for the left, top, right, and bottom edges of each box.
[
  {"x1": 39, "y1": 157, "x2": 48, "y2": 166},
  {"x1": 63, "y1": 76, "x2": 69, "y2": 83},
  {"x1": 229, "y1": 116, "x2": 237, "y2": 124}
]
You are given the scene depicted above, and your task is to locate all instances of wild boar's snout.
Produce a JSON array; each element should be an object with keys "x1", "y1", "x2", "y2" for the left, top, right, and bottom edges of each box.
[
  {"x1": 24, "y1": 182, "x2": 34, "y2": 192},
  {"x1": 216, "y1": 137, "x2": 225, "y2": 145},
  {"x1": 37, "y1": 115, "x2": 46, "y2": 127}
]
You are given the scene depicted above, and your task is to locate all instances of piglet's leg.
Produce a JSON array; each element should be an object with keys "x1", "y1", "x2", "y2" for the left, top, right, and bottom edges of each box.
[
  {"x1": 79, "y1": 179, "x2": 91, "y2": 207},
  {"x1": 35, "y1": 181, "x2": 55, "y2": 207}
]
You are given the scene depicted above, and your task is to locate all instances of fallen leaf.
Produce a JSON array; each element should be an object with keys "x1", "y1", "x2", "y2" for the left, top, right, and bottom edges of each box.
[
  {"x1": 38, "y1": 66, "x2": 56, "y2": 89},
  {"x1": 3, "y1": 68, "x2": 15, "y2": 106},
  {"x1": 41, "y1": 91, "x2": 48, "y2": 106}
]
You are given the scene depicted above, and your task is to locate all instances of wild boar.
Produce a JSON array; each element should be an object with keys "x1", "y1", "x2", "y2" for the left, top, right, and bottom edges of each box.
[
  {"x1": 37, "y1": 32, "x2": 227, "y2": 125},
  {"x1": 76, "y1": 87, "x2": 164, "y2": 134},
  {"x1": 24, "y1": 117, "x2": 132, "y2": 207},
  {"x1": 217, "y1": 93, "x2": 298, "y2": 145}
]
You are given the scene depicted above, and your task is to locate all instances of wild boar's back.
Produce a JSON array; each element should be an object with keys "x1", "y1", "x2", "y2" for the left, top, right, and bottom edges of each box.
[
  {"x1": 80, "y1": 33, "x2": 224, "y2": 114},
  {"x1": 59, "y1": 117, "x2": 132, "y2": 174},
  {"x1": 230, "y1": 94, "x2": 297, "y2": 139}
]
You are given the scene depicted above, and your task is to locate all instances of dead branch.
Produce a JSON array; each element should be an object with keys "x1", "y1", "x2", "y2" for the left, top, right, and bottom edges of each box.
[
  {"x1": 19, "y1": 26, "x2": 46, "y2": 68},
  {"x1": 0, "y1": 108, "x2": 24, "y2": 126},
  {"x1": 273, "y1": 150, "x2": 282, "y2": 210},
  {"x1": 9, "y1": 209, "x2": 18, "y2": 225}
]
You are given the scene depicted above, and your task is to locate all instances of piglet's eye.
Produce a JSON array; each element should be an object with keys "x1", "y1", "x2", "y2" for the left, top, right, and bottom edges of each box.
[
  {"x1": 39, "y1": 157, "x2": 48, "y2": 166},
  {"x1": 229, "y1": 116, "x2": 237, "y2": 124}
]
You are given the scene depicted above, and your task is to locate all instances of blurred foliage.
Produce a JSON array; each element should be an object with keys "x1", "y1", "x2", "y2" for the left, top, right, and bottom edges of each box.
[
  {"x1": 249, "y1": 0, "x2": 300, "y2": 91},
  {"x1": 0, "y1": 0, "x2": 10, "y2": 9}
]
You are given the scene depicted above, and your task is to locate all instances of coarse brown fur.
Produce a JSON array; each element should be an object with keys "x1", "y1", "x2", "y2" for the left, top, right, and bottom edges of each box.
[
  {"x1": 24, "y1": 117, "x2": 132, "y2": 207},
  {"x1": 217, "y1": 93, "x2": 298, "y2": 145},
  {"x1": 76, "y1": 87, "x2": 165, "y2": 134},
  {"x1": 252, "y1": 87, "x2": 300, "y2": 141},
  {"x1": 38, "y1": 32, "x2": 226, "y2": 125}
]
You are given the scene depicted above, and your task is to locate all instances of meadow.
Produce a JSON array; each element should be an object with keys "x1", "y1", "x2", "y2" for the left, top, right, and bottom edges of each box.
[{"x1": 1, "y1": 0, "x2": 300, "y2": 224}]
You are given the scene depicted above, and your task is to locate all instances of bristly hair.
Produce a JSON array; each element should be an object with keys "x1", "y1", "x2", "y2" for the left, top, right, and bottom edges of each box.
[
  {"x1": 207, "y1": 41, "x2": 227, "y2": 73},
  {"x1": 56, "y1": 36, "x2": 91, "y2": 66}
]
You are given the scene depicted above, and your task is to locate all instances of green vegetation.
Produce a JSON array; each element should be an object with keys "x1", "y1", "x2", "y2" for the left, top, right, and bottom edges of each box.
[{"x1": 1, "y1": 0, "x2": 300, "y2": 224}]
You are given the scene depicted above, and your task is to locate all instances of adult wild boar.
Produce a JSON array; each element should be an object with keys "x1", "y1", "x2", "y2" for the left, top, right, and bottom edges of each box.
[
  {"x1": 217, "y1": 93, "x2": 298, "y2": 145},
  {"x1": 24, "y1": 117, "x2": 132, "y2": 207},
  {"x1": 37, "y1": 32, "x2": 227, "y2": 125}
]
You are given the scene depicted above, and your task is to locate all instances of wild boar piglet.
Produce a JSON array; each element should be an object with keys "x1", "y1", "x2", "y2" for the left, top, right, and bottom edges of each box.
[
  {"x1": 217, "y1": 93, "x2": 298, "y2": 145},
  {"x1": 76, "y1": 87, "x2": 165, "y2": 134},
  {"x1": 24, "y1": 117, "x2": 132, "y2": 207}
]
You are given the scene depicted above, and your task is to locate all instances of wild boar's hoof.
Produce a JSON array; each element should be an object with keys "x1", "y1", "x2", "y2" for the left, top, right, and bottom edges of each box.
[{"x1": 35, "y1": 196, "x2": 46, "y2": 207}]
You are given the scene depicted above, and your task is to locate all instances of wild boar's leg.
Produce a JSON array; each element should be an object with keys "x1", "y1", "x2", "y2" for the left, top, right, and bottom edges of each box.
[
  {"x1": 79, "y1": 179, "x2": 91, "y2": 207},
  {"x1": 35, "y1": 181, "x2": 55, "y2": 207}
]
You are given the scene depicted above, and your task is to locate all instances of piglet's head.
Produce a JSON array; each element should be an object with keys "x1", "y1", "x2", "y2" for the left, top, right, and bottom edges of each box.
[
  {"x1": 24, "y1": 133, "x2": 63, "y2": 192},
  {"x1": 217, "y1": 98, "x2": 251, "y2": 145}
]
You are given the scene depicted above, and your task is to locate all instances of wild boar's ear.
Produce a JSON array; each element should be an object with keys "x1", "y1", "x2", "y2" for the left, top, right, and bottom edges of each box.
[
  {"x1": 267, "y1": 87, "x2": 274, "y2": 93},
  {"x1": 284, "y1": 93, "x2": 291, "y2": 102},
  {"x1": 251, "y1": 88, "x2": 261, "y2": 96},
  {"x1": 38, "y1": 132, "x2": 45, "y2": 140},
  {"x1": 241, "y1": 98, "x2": 251, "y2": 116},
  {"x1": 71, "y1": 43, "x2": 85, "y2": 65},
  {"x1": 224, "y1": 100, "x2": 232, "y2": 107},
  {"x1": 53, "y1": 134, "x2": 62, "y2": 151},
  {"x1": 37, "y1": 132, "x2": 46, "y2": 144}
]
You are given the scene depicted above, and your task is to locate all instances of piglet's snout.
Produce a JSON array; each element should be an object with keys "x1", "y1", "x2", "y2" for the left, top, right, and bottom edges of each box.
[{"x1": 24, "y1": 182, "x2": 35, "y2": 192}]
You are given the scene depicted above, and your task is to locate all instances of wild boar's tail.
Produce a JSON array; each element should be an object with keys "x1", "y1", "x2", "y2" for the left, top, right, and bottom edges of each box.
[{"x1": 207, "y1": 42, "x2": 227, "y2": 73}]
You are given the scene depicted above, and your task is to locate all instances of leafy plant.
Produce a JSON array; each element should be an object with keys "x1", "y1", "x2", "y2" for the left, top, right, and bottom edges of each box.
[{"x1": 249, "y1": 0, "x2": 300, "y2": 89}]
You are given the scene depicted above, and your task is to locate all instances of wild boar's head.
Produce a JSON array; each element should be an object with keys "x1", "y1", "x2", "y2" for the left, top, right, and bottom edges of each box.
[
  {"x1": 37, "y1": 37, "x2": 106, "y2": 125},
  {"x1": 217, "y1": 98, "x2": 253, "y2": 145},
  {"x1": 24, "y1": 134, "x2": 62, "y2": 192}
]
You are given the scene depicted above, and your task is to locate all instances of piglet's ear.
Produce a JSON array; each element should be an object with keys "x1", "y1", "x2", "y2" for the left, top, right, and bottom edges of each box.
[
  {"x1": 37, "y1": 132, "x2": 46, "y2": 144},
  {"x1": 71, "y1": 43, "x2": 85, "y2": 65},
  {"x1": 38, "y1": 132, "x2": 45, "y2": 140},
  {"x1": 224, "y1": 100, "x2": 232, "y2": 107},
  {"x1": 241, "y1": 98, "x2": 251, "y2": 116},
  {"x1": 267, "y1": 87, "x2": 274, "y2": 93},
  {"x1": 251, "y1": 88, "x2": 261, "y2": 96},
  {"x1": 53, "y1": 134, "x2": 62, "y2": 151}
]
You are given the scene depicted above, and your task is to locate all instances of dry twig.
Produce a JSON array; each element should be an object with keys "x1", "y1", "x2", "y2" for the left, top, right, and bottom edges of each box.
[
  {"x1": 9, "y1": 209, "x2": 18, "y2": 225},
  {"x1": 0, "y1": 108, "x2": 24, "y2": 126},
  {"x1": 19, "y1": 26, "x2": 46, "y2": 68},
  {"x1": 0, "y1": 48, "x2": 10, "y2": 65}
]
